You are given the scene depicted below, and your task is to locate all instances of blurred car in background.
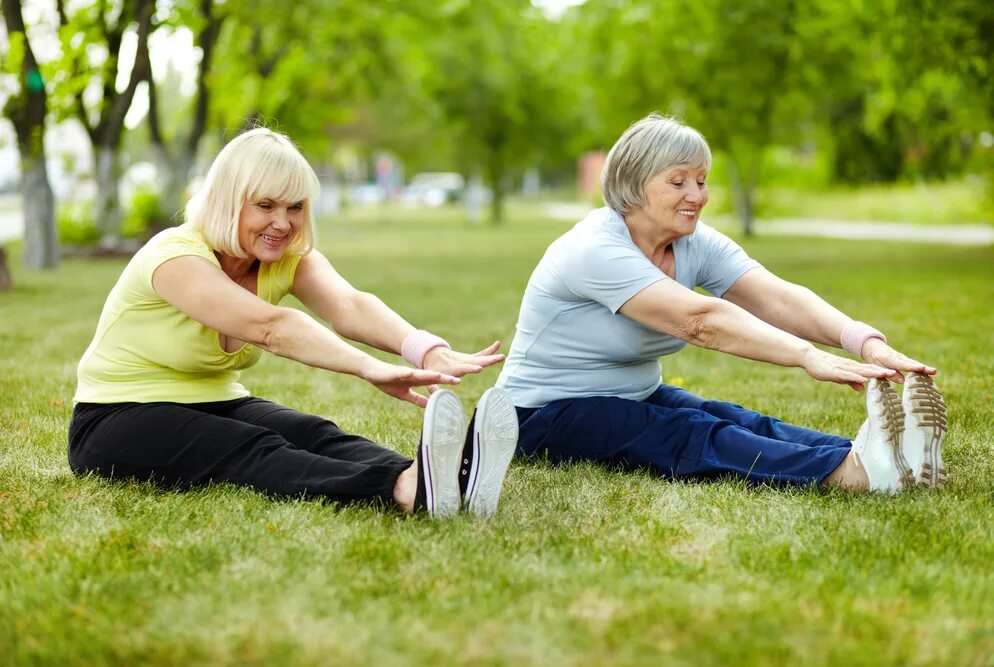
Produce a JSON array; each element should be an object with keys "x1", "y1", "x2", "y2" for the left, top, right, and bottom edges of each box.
[
  {"x1": 348, "y1": 183, "x2": 389, "y2": 205},
  {"x1": 402, "y1": 172, "x2": 465, "y2": 207}
]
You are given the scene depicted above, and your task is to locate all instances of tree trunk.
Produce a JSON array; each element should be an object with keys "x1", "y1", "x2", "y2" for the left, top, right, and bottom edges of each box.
[
  {"x1": 486, "y1": 151, "x2": 506, "y2": 225},
  {"x1": 0, "y1": 248, "x2": 12, "y2": 291},
  {"x1": 727, "y1": 156, "x2": 756, "y2": 237},
  {"x1": 154, "y1": 148, "x2": 195, "y2": 223},
  {"x1": 95, "y1": 145, "x2": 123, "y2": 246},
  {"x1": 3, "y1": 0, "x2": 58, "y2": 269},
  {"x1": 20, "y1": 154, "x2": 58, "y2": 268}
]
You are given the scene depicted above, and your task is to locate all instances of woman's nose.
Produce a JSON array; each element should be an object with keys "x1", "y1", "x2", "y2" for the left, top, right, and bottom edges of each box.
[{"x1": 271, "y1": 209, "x2": 291, "y2": 229}]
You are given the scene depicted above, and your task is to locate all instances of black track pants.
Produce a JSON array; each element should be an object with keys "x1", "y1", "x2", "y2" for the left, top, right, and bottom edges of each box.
[{"x1": 68, "y1": 397, "x2": 413, "y2": 505}]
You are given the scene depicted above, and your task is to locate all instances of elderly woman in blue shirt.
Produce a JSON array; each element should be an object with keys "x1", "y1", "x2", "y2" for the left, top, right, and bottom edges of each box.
[{"x1": 496, "y1": 113, "x2": 947, "y2": 493}]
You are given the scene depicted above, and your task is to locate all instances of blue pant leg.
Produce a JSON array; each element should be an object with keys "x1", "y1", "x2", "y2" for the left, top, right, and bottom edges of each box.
[
  {"x1": 645, "y1": 385, "x2": 852, "y2": 449},
  {"x1": 516, "y1": 395, "x2": 851, "y2": 486}
]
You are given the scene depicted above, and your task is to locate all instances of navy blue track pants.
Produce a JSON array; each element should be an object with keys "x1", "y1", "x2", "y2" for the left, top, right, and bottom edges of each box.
[{"x1": 515, "y1": 384, "x2": 852, "y2": 486}]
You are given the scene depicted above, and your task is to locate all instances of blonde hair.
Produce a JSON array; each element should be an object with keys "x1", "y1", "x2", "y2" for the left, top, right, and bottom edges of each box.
[
  {"x1": 601, "y1": 113, "x2": 712, "y2": 214},
  {"x1": 185, "y1": 128, "x2": 320, "y2": 258}
]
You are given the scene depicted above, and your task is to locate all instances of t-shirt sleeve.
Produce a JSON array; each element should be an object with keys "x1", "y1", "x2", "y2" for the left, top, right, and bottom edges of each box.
[
  {"x1": 138, "y1": 231, "x2": 219, "y2": 293},
  {"x1": 694, "y1": 224, "x2": 761, "y2": 297},
  {"x1": 559, "y1": 237, "x2": 666, "y2": 313}
]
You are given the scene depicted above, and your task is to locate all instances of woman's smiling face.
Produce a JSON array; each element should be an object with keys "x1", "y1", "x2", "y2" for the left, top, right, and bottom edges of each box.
[
  {"x1": 237, "y1": 198, "x2": 305, "y2": 263},
  {"x1": 641, "y1": 165, "x2": 709, "y2": 238}
]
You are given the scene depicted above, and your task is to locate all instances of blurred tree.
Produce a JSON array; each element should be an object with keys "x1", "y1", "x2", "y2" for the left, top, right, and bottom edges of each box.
[
  {"x1": 577, "y1": 0, "x2": 806, "y2": 235},
  {"x1": 208, "y1": 0, "x2": 401, "y2": 157},
  {"x1": 423, "y1": 0, "x2": 577, "y2": 224},
  {"x1": 797, "y1": 0, "x2": 993, "y2": 189},
  {"x1": 872, "y1": 0, "x2": 993, "y2": 198},
  {"x1": 792, "y1": 1, "x2": 908, "y2": 184},
  {"x1": 1, "y1": 0, "x2": 59, "y2": 269},
  {"x1": 51, "y1": 0, "x2": 154, "y2": 247},
  {"x1": 144, "y1": 0, "x2": 224, "y2": 219}
]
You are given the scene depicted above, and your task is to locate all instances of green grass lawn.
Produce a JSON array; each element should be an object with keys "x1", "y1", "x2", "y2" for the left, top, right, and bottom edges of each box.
[{"x1": 1, "y1": 209, "x2": 993, "y2": 666}]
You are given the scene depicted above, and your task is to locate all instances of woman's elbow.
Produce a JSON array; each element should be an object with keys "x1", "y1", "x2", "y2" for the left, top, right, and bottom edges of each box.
[
  {"x1": 256, "y1": 306, "x2": 300, "y2": 354},
  {"x1": 677, "y1": 303, "x2": 722, "y2": 349}
]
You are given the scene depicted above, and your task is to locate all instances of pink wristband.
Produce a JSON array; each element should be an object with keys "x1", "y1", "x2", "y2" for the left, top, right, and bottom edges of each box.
[
  {"x1": 401, "y1": 330, "x2": 450, "y2": 369},
  {"x1": 840, "y1": 321, "x2": 886, "y2": 357}
]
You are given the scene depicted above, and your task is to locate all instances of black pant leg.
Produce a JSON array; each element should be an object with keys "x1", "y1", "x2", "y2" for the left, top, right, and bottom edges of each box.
[
  {"x1": 219, "y1": 398, "x2": 413, "y2": 467},
  {"x1": 68, "y1": 401, "x2": 408, "y2": 504}
]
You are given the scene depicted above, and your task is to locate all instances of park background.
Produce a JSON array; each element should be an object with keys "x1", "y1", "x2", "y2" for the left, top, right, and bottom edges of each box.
[{"x1": 1, "y1": 0, "x2": 993, "y2": 665}]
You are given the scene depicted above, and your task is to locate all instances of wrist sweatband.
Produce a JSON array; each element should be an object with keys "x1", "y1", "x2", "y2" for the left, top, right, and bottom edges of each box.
[
  {"x1": 840, "y1": 321, "x2": 886, "y2": 357},
  {"x1": 401, "y1": 330, "x2": 450, "y2": 369}
]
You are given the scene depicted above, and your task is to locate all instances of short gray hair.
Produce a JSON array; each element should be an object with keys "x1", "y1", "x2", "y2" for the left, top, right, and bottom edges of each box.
[{"x1": 600, "y1": 113, "x2": 712, "y2": 214}]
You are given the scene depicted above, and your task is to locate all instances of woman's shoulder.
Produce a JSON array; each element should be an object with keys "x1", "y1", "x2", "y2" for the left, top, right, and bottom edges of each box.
[
  {"x1": 138, "y1": 223, "x2": 215, "y2": 261},
  {"x1": 561, "y1": 208, "x2": 632, "y2": 250},
  {"x1": 145, "y1": 222, "x2": 208, "y2": 247}
]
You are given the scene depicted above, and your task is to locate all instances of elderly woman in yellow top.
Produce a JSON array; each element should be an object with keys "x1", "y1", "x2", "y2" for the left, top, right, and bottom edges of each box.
[{"x1": 70, "y1": 128, "x2": 518, "y2": 518}]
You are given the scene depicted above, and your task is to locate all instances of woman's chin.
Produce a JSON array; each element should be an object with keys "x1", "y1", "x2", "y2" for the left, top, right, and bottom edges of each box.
[{"x1": 255, "y1": 244, "x2": 286, "y2": 263}]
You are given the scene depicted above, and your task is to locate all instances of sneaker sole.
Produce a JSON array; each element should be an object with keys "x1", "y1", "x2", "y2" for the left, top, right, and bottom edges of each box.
[
  {"x1": 871, "y1": 379, "x2": 916, "y2": 492},
  {"x1": 420, "y1": 390, "x2": 466, "y2": 518},
  {"x1": 903, "y1": 373, "x2": 947, "y2": 488},
  {"x1": 464, "y1": 388, "x2": 518, "y2": 518}
]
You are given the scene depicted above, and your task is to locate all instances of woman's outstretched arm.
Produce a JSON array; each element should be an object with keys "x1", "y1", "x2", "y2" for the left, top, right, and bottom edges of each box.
[
  {"x1": 291, "y1": 250, "x2": 504, "y2": 376},
  {"x1": 722, "y1": 268, "x2": 936, "y2": 379},
  {"x1": 152, "y1": 255, "x2": 457, "y2": 407},
  {"x1": 618, "y1": 278, "x2": 893, "y2": 391}
]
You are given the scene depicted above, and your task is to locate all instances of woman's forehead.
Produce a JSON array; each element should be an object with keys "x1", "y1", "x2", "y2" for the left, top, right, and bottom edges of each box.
[
  {"x1": 658, "y1": 164, "x2": 709, "y2": 178},
  {"x1": 250, "y1": 194, "x2": 307, "y2": 205}
]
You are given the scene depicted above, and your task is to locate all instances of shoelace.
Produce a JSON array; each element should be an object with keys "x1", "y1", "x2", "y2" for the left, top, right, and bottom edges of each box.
[
  {"x1": 907, "y1": 375, "x2": 947, "y2": 431},
  {"x1": 876, "y1": 383, "x2": 906, "y2": 444}
]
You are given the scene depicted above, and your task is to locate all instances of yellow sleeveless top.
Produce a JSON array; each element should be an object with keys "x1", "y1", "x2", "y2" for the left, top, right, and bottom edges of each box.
[{"x1": 74, "y1": 223, "x2": 301, "y2": 404}]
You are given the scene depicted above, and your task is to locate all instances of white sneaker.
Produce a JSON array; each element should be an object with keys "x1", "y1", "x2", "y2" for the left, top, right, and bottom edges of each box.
[
  {"x1": 853, "y1": 379, "x2": 914, "y2": 493},
  {"x1": 901, "y1": 372, "x2": 947, "y2": 487},
  {"x1": 414, "y1": 390, "x2": 466, "y2": 518},
  {"x1": 460, "y1": 388, "x2": 518, "y2": 518}
]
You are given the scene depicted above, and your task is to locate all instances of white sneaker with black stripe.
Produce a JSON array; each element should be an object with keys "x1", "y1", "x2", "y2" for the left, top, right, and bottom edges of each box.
[
  {"x1": 901, "y1": 372, "x2": 947, "y2": 487},
  {"x1": 459, "y1": 388, "x2": 518, "y2": 518},
  {"x1": 853, "y1": 378, "x2": 914, "y2": 494},
  {"x1": 413, "y1": 389, "x2": 466, "y2": 518}
]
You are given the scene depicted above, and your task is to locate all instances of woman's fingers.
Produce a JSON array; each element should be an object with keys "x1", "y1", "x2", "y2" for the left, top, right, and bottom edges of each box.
[
  {"x1": 414, "y1": 371, "x2": 459, "y2": 386},
  {"x1": 377, "y1": 367, "x2": 459, "y2": 388},
  {"x1": 865, "y1": 345, "x2": 938, "y2": 377},
  {"x1": 404, "y1": 389, "x2": 429, "y2": 408},
  {"x1": 474, "y1": 341, "x2": 501, "y2": 355},
  {"x1": 473, "y1": 354, "x2": 505, "y2": 368},
  {"x1": 423, "y1": 346, "x2": 504, "y2": 376}
]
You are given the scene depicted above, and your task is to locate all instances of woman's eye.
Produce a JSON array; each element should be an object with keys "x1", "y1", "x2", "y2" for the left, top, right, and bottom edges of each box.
[
  {"x1": 258, "y1": 203, "x2": 272, "y2": 210},
  {"x1": 671, "y1": 181, "x2": 684, "y2": 187},
  {"x1": 290, "y1": 204, "x2": 304, "y2": 211}
]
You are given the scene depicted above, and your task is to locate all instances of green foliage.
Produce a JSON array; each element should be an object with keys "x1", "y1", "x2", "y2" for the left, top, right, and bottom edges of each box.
[
  {"x1": 418, "y1": 0, "x2": 585, "y2": 222},
  {"x1": 1, "y1": 30, "x2": 26, "y2": 78},
  {"x1": 55, "y1": 187, "x2": 164, "y2": 247},
  {"x1": 122, "y1": 186, "x2": 166, "y2": 238},
  {"x1": 1, "y1": 212, "x2": 993, "y2": 664},
  {"x1": 6, "y1": 0, "x2": 994, "y2": 239},
  {"x1": 56, "y1": 202, "x2": 99, "y2": 246}
]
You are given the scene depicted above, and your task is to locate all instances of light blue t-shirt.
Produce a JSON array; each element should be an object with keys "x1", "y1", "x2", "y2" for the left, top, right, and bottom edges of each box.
[{"x1": 496, "y1": 207, "x2": 760, "y2": 407}]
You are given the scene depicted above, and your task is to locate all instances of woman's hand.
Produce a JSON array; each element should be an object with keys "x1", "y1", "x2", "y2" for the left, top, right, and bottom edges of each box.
[
  {"x1": 422, "y1": 341, "x2": 505, "y2": 378},
  {"x1": 859, "y1": 338, "x2": 937, "y2": 382},
  {"x1": 801, "y1": 348, "x2": 895, "y2": 391},
  {"x1": 361, "y1": 359, "x2": 460, "y2": 408}
]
